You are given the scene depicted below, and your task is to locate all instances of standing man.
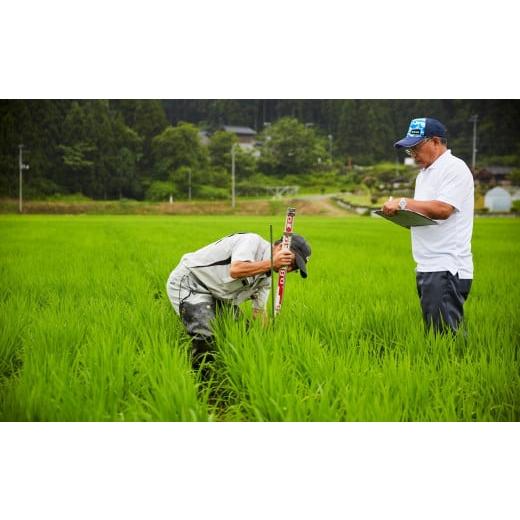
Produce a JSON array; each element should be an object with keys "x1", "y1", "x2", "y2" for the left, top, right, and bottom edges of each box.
[
  {"x1": 166, "y1": 232, "x2": 311, "y2": 369},
  {"x1": 382, "y1": 117, "x2": 474, "y2": 333}
]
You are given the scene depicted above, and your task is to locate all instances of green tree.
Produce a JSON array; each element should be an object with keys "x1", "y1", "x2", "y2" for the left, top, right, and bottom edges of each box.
[
  {"x1": 146, "y1": 180, "x2": 176, "y2": 201},
  {"x1": 152, "y1": 122, "x2": 208, "y2": 181},
  {"x1": 0, "y1": 100, "x2": 70, "y2": 197},
  {"x1": 58, "y1": 100, "x2": 118, "y2": 198},
  {"x1": 59, "y1": 102, "x2": 97, "y2": 195},
  {"x1": 0, "y1": 101, "x2": 25, "y2": 197},
  {"x1": 206, "y1": 167, "x2": 230, "y2": 189},
  {"x1": 111, "y1": 100, "x2": 168, "y2": 193},
  {"x1": 234, "y1": 147, "x2": 257, "y2": 179},
  {"x1": 336, "y1": 100, "x2": 395, "y2": 164},
  {"x1": 134, "y1": 100, "x2": 169, "y2": 140},
  {"x1": 509, "y1": 169, "x2": 520, "y2": 186},
  {"x1": 58, "y1": 101, "x2": 143, "y2": 199},
  {"x1": 108, "y1": 114, "x2": 143, "y2": 198},
  {"x1": 87, "y1": 100, "x2": 116, "y2": 199},
  {"x1": 257, "y1": 117, "x2": 326, "y2": 176},
  {"x1": 208, "y1": 130, "x2": 257, "y2": 181},
  {"x1": 170, "y1": 165, "x2": 197, "y2": 199},
  {"x1": 209, "y1": 130, "x2": 236, "y2": 169},
  {"x1": 2, "y1": 100, "x2": 519, "y2": 200}
]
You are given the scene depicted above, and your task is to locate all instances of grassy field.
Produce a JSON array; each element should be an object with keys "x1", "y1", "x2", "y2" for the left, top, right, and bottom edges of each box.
[{"x1": 0, "y1": 214, "x2": 519, "y2": 421}]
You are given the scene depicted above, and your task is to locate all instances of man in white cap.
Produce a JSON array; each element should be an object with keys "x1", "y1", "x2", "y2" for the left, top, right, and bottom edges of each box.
[
  {"x1": 382, "y1": 117, "x2": 474, "y2": 334},
  {"x1": 166, "y1": 232, "x2": 311, "y2": 370}
]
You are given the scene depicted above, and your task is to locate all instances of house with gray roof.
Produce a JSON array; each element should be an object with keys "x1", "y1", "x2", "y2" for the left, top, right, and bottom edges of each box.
[
  {"x1": 475, "y1": 166, "x2": 513, "y2": 186},
  {"x1": 221, "y1": 125, "x2": 257, "y2": 150}
]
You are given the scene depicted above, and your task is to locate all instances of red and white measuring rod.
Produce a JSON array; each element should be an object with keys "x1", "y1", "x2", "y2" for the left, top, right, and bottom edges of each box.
[{"x1": 274, "y1": 207, "x2": 296, "y2": 315}]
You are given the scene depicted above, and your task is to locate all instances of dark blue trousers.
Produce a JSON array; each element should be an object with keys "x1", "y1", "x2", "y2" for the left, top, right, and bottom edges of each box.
[{"x1": 416, "y1": 271, "x2": 472, "y2": 334}]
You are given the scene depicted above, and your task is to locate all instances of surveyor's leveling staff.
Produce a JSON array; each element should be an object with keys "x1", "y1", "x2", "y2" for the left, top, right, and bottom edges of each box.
[{"x1": 274, "y1": 207, "x2": 296, "y2": 316}]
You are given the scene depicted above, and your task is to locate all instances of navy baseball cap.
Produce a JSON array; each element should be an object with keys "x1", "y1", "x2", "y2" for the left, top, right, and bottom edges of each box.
[{"x1": 394, "y1": 117, "x2": 447, "y2": 149}]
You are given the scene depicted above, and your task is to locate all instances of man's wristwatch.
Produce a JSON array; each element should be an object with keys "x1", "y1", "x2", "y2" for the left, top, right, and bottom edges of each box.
[{"x1": 399, "y1": 197, "x2": 407, "y2": 210}]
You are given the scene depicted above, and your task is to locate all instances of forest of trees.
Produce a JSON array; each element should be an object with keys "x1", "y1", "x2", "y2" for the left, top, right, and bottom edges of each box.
[{"x1": 1, "y1": 100, "x2": 519, "y2": 200}]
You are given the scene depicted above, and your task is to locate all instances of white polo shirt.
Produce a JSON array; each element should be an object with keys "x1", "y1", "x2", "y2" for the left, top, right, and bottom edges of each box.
[
  {"x1": 179, "y1": 233, "x2": 272, "y2": 309},
  {"x1": 411, "y1": 150, "x2": 474, "y2": 279}
]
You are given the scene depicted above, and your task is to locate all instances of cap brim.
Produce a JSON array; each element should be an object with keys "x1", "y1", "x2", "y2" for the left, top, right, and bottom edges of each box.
[
  {"x1": 394, "y1": 135, "x2": 423, "y2": 149},
  {"x1": 295, "y1": 254, "x2": 308, "y2": 278}
]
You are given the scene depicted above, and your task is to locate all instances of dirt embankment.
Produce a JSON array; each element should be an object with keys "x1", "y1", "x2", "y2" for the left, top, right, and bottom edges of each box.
[{"x1": 0, "y1": 197, "x2": 351, "y2": 216}]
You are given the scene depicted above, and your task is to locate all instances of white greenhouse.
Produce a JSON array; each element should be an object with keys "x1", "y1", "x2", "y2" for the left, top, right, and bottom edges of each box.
[{"x1": 484, "y1": 187, "x2": 512, "y2": 212}]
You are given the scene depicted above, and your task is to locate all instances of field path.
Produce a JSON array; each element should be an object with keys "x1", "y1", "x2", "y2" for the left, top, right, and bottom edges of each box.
[{"x1": 290, "y1": 194, "x2": 348, "y2": 216}]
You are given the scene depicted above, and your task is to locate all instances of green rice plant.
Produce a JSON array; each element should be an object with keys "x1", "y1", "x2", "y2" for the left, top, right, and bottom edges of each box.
[{"x1": 0, "y1": 215, "x2": 518, "y2": 421}]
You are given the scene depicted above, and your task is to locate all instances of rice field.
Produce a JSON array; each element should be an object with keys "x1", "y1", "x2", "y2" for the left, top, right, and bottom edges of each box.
[{"x1": 0, "y1": 214, "x2": 519, "y2": 421}]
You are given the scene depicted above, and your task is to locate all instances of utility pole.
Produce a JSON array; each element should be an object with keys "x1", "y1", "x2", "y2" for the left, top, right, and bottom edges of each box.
[
  {"x1": 328, "y1": 134, "x2": 333, "y2": 161},
  {"x1": 18, "y1": 144, "x2": 29, "y2": 213},
  {"x1": 231, "y1": 143, "x2": 236, "y2": 209},
  {"x1": 469, "y1": 114, "x2": 478, "y2": 172},
  {"x1": 188, "y1": 168, "x2": 192, "y2": 201}
]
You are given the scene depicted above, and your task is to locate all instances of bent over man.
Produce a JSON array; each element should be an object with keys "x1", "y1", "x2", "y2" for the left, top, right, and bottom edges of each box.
[
  {"x1": 382, "y1": 117, "x2": 474, "y2": 334},
  {"x1": 166, "y1": 232, "x2": 311, "y2": 369}
]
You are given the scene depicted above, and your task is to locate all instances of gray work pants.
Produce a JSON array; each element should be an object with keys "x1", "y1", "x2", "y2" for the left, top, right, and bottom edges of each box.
[
  {"x1": 167, "y1": 264, "x2": 217, "y2": 339},
  {"x1": 166, "y1": 264, "x2": 238, "y2": 364}
]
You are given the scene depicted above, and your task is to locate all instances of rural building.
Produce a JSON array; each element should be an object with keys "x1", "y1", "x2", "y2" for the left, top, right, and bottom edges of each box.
[
  {"x1": 475, "y1": 166, "x2": 513, "y2": 186},
  {"x1": 198, "y1": 130, "x2": 211, "y2": 146},
  {"x1": 484, "y1": 186, "x2": 512, "y2": 212},
  {"x1": 220, "y1": 125, "x2": 257, "y2": 150}
]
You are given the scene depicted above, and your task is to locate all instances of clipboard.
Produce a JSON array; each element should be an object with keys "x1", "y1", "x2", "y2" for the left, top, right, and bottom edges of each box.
[{"x1": 373, "y1": 209, "x2": 438, "y2": 229}]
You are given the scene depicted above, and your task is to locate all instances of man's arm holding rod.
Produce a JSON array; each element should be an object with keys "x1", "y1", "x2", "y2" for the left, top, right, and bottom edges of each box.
[{"x1": 229, "y1": 249, "x2": 294, "y2": 279}]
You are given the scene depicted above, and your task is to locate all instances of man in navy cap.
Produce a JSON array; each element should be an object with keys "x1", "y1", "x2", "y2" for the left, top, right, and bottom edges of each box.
[
  {"x1": 382, "y1": 117, "x2": 474, "y2": 334},
  {"x1": 166, "y1": 232, "x2": 311, "y2": 371}
]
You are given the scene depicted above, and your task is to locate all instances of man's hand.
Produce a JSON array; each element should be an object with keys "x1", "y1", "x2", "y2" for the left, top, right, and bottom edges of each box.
[
  {"x1": 382, "y1": 197, "x2": 400, "y2": 216},
  {"x1": 273, "y1": 248, "x2": 295, "y2": 270}
]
